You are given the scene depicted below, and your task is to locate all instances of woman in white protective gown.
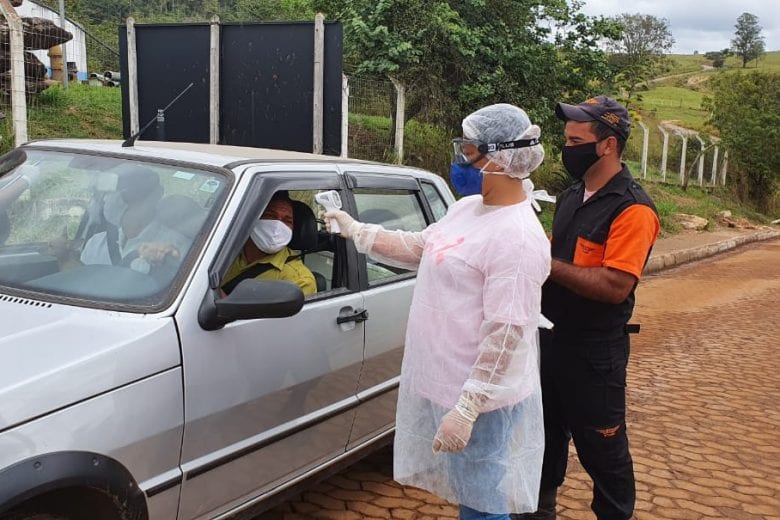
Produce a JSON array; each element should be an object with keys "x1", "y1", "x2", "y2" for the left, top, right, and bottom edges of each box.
[{"x1": 325, "y1": 104, "x2": 552, "y2": 520}]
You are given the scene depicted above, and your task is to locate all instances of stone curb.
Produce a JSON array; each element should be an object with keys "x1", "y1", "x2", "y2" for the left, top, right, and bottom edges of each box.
[{"x1": 644, "y1": 229, "x2": 780, "y2": 275}]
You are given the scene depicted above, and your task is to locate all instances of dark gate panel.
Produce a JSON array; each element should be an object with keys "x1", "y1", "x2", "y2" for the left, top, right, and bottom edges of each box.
[
  {"x1": 220, "y1": 22, "x2": 342, "y2": 155},
  {"x1": 120, "y1": 24, "x2": 211, "y2": 143}
]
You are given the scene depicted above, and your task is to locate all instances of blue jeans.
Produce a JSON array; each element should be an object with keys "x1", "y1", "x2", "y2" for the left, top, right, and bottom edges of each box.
[{"x1": 460, "y1": 504, "x2": 509, "y2": 520}]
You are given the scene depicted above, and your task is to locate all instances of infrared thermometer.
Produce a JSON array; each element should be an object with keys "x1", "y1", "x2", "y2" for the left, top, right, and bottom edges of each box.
[{"x1": 315, "y1": 190, "x2": 343, "y2": 234}]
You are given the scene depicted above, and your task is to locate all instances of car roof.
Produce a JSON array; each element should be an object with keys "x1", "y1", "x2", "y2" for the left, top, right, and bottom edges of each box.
[
  {"x1": 23, "y1": 139, "x2": 447, "y2": 185},
  {"x1": 25, "y1": 139, "x2": 374, "y2": 167}
]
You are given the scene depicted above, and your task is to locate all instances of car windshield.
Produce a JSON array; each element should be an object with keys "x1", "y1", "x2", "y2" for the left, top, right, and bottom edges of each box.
[{"x1": 0, "y1": 148, "x2": 227, "y2": 310}]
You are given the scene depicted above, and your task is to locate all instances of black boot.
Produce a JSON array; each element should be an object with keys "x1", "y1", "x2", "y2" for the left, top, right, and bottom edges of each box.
[{"x1": 510, "y1": 487, "x2": 557, "y2": 520}]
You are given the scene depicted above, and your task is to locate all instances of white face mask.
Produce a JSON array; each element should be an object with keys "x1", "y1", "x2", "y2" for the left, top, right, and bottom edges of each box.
[
  {"x1": 250, "y1": 219, "x2": 292, "y2": 254},
  {"x1": 103, "y1": 192, "x2": 128, "y2": 227}
]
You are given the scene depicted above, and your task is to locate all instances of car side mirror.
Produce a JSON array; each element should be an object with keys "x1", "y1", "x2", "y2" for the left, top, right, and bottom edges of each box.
[{"x1": 199, "y1": 279, "x2": 304, "y2": 330}]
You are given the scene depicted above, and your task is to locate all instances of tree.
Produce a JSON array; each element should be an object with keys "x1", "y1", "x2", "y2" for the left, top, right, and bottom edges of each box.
[
  {"x1": 608, "y1": 13, "x2": 674, "y2": 99},
  {"x1": 731, "y1": 13, "x2": 765, "y2": 68},
  {"x1": 705, "y1": 72, "x2": 779, "y2": 209}
]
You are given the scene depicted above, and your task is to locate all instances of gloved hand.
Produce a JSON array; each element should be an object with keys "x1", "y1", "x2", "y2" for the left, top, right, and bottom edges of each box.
[
  {"x1": 17, "y1": 164, "x2": 42, "y2": 187},
  {"x1": 323, "y1": 209, "x2": 362, "y2": 239},
  {"x1": 432, "y1": 393, "x2": 480, "y2": 453},
  {"x1": 432, "y1": 407, "x2": 475, "y2": 453}
]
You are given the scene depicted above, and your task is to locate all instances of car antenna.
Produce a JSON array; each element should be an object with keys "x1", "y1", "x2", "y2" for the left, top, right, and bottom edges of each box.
[{"x1": 122, "y1": 82, "x2": 195, "y2": 148}]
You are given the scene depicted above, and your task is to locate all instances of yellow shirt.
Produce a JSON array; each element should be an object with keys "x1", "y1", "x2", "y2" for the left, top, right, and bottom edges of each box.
[{"x1": 222, "y1": 247, "x2": 317, "y2": 296}]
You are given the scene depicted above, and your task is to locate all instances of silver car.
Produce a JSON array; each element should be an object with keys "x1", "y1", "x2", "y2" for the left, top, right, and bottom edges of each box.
[{"x1": 0, "y1": 140, "x2": 454, "y2": 520}]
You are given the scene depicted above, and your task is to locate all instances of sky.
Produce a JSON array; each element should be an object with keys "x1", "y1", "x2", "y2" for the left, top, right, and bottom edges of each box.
[{"x1": 579, "y1": 0, "x2": 779, "y2": 54}]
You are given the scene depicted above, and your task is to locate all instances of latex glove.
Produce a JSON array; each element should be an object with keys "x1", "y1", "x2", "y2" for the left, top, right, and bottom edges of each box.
[
  {"x1": 432, "y1": 407, "x2": 475, "y2": 453},
  {"x1": 323, "y1": 209, "x2": 361, "y2": 239},
  {"x1": 138, "y1": 242, "x2": 180, "y2": 263},
  {"x1": 17, "y1": 164, "x2": 42, "y2": 187}
]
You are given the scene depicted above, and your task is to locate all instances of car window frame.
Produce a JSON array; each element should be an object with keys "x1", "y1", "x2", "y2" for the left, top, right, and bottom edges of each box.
[
  {"x1": 206, "y1": 169, "x2": 361, "y2": 304},
  {"x1": 342, "y1": 169, "x2": 435, "y2": 291},
  {"x1": 0, "y1": 145, "x2": 234, "y2": 314}
]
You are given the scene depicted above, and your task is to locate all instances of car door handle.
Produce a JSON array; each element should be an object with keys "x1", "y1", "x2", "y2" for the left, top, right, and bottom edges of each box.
[{"x1": 337, "y1": 309, "x2": 369, "y2": 324}]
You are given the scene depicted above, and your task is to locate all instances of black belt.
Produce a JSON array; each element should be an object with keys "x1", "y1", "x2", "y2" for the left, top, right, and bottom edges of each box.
[{"x1": 543, "y1": 324, "x2": 641, "y2": 340}]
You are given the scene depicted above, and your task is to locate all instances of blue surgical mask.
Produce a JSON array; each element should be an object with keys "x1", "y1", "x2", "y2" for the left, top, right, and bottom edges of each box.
[{"x1": 450, "y1": 163, "x2": 483, "y2": 197}]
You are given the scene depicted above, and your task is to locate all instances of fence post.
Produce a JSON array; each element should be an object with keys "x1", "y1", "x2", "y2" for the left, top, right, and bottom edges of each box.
[
  {"x1": 710, "y1": 143, "x2": 719, "y2": 185},
  {"x1": 638, "y1": 121, "x2": 649, "y2": 179},
  {"x1": 0, "y1": 0, "x2": 28, "y2": 146},
  {"x1": 58, "y1": 0, "x2": 68, "y2": 90},
  {"x1": 695, "y1": 134, "x2": 705, "y2": 186},
  {"x1": 341, "y1": 74, "x2": 349, "y2": 158},
  {"x1": 209, "y1": 16, "x2": 220, "y2": 145},
  {"x1": 678, "y1": 133, "x2": 688, "y2": 185},
  {"x1": 312, "y1": 13, "x2": 325, "y2": 154},
  {"x1": 390, "y1": 77, "x2": 405, "y2": 164},
  {"x1": 721, "y1": 151, "x2": 728, "y2": 186},
  {"x1": 659, "y1": 126, "x2": 669, "y2": 182},
  {"x1": 126, "y1": 17, "x2": 140, "y2": 137}
]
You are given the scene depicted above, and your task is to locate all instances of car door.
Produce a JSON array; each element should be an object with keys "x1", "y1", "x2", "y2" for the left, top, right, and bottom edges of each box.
[
  {"x1": 342, "y1": 169, "x2": 444, "y2": 448},
  {"x1": 175, "y1": 166, "x2": 366, "y2": 519}
]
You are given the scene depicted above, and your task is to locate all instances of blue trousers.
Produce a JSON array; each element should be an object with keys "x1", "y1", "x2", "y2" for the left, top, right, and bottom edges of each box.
[{"x1": 460, "y1": 504, "x2": 509, "y2": 520}]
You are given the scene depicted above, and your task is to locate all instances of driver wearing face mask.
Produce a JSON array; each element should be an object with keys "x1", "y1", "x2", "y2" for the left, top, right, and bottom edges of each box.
[{"x1": 221, "y1": 192, "x2": 317, "y2": 296}]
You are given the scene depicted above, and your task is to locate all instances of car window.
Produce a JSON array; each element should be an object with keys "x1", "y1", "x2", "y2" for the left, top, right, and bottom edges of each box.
[
  {"x1": 421, "y1": 181, "x2": 448, "y2": 221},
  {"x1": 219, "y1": 189, "x2": 347, "y2": 299},
  {"x1": 0, "y1": 149, "x2": 227, "y2": 310},
  {"x1": 353, "y1": 188, "x2": 427, "y2": 285}
]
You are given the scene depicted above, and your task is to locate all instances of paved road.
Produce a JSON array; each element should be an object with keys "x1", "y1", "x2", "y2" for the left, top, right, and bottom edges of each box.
[{"x1": 257, "y1": 239, "x2": 780, "y2": 519}]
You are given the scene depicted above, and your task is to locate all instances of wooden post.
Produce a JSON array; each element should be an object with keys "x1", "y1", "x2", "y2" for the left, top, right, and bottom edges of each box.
[
  {"x1": 209, "y1": 16, "x2": 220, "y2": 145},
  {"x1": 390, "y1": 77, "x2": 405, "y2": 164},
  {"x1": 341, "y1": 74, "x2": 349, "y2": 158},
  {"x1": 312, "y1": 13, "x2": 325, "y2": 154},
  {"x1": 659, "y1": 126, "x2": 669, "y2": 182},
  {"x1": 638, "y1": 121, "x2": 649, "y2": 179},
  {"x1": 0, "y1": 0, "x2": 28, "y2": 145},
  {"x1": 127, "y1": 17, "x2": 140, "y2": 137},
  {"x1": 58, "y1": 0, "x2": 68, "y2": 90},
  {"x1": 695, "y1": 134, "x2": 705, "y2": 186}
]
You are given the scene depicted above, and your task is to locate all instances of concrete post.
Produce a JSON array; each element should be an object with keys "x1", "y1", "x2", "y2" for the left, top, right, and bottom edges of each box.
[
  {"x1": 127, "y1": 17, "x2": 140, "y2": 136},
  {"x1": 721, "y1": 151, "x2": 728, "y2": 186},
  {"x1": 638, "y1": 121, "x2": 649, "y2": 179},
  {"x1": 312, "y1": 13, "x2": 325, "y2": 154},
  {"x1": 678, "y1": 133, "x2": 688, "y2": 185},
  {"x1": 390, "y1": 77, "x2": 405, "y2": 164},
  {"x1": 209, "y1": 16, "x2": 220, "y2": 145},
  {"x1": 710, "y1": 144, "x2": 719, "y2": 185},
  {"x1": 341, "y1": 74, "x2": 349, "y2": 158},
  {"x1": 695, "y1": 134, "x2": 705, "y2": 186},
  {"x1": 58, "y1": 0, "x2": 69, "y2": 89},
  {"x1": 0, "y1": 0, "x2": 28, "y2": 145},
  {"x1": 659, "y1": 126, "x2": 669, "y2": 182}
]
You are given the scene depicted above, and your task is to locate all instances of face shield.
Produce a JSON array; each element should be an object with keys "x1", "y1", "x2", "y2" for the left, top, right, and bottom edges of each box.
[{"x1": 451, "y1": 137, "x2": 542, "y2": 166}]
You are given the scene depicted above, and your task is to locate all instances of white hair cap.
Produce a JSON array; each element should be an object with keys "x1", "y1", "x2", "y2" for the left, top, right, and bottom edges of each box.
[{"x1": 462, "y1": 103, "x2": 545, "y2": 179}]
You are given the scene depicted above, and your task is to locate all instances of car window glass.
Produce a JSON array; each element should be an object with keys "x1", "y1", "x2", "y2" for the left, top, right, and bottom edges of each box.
[
  {"x1": 0, "y1": 149, "x2": 226, "y2": 310},
  {"x1": 353, "y1": 188, "x2": 426, "y2": 285},
  {"x1": 219, "y1": 189, "x2": 347, "y2": 299},
  {"x1": 421, "y1": 182, "x2": 448, "y2": 221}
]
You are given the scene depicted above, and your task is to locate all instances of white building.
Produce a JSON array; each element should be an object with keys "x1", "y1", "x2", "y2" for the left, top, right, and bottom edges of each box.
[{"x1": 14, "y1": 0, "x2": 88, "y2": 80}]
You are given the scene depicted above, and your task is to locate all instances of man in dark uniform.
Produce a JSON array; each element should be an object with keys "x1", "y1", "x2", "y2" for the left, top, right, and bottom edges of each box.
[{"x1": 514, "y1": 96, "x2": 660, "y2": 520}]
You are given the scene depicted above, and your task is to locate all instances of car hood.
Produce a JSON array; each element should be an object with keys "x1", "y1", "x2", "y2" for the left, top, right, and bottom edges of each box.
[{"x1": 0, "y1": 296, "x2": 181, "y2": 432}]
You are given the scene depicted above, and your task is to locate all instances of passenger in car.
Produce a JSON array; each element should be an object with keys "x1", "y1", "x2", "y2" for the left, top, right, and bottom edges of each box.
[
  {"x1": 221, "y1": 192, "x2": 317, "y2": 296},
  {"x1": 326, "y1": 104, "x2": 550, "y2": 519},
  {"x1": 80, "y1": 166, "x2": 190, "y2": 279}
]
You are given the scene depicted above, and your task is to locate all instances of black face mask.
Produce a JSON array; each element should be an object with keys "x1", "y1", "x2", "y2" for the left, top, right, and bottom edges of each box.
[{"x1": 561, "y1": 142, "x2": 602, "y2": 180}]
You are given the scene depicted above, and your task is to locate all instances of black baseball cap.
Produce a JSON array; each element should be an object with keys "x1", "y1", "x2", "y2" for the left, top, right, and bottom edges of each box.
[{"x1": 555, "y1": 95, "x2": 631, "y2": 139}]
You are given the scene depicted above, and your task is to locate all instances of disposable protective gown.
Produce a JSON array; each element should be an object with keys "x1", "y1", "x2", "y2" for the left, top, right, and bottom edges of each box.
[{"x1": 352, "y1": 195, "x2": 551, "y2": 514}]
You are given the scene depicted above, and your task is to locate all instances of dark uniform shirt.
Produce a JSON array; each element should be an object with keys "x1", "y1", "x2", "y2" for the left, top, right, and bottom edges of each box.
[{"x1": 542, "y1": 165, "x2": 660, "y2": 337}]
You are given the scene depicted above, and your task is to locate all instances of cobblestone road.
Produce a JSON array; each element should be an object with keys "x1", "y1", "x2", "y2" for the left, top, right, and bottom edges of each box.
[{"x1": 257, "y1": 239, "x2": 780, "y2": 520}]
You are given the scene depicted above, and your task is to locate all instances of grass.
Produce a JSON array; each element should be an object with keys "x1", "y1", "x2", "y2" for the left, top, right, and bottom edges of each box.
[
  {"x1": 633, "y1": 86, "x2": 710, "y2": 131},
  {"x1": 28, "y1": 84, "x2": 123, "y2": 141}
]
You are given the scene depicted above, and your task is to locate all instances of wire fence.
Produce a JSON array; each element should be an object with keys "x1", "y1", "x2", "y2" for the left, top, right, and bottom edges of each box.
[{"x1": 345, "y1": 75, "x2": 398, "y2": 163}]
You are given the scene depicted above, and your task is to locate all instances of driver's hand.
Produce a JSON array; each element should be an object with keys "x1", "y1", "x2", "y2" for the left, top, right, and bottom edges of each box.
[{"x1": 138, "y1": 242, "x2": 179, "y2": 263}]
